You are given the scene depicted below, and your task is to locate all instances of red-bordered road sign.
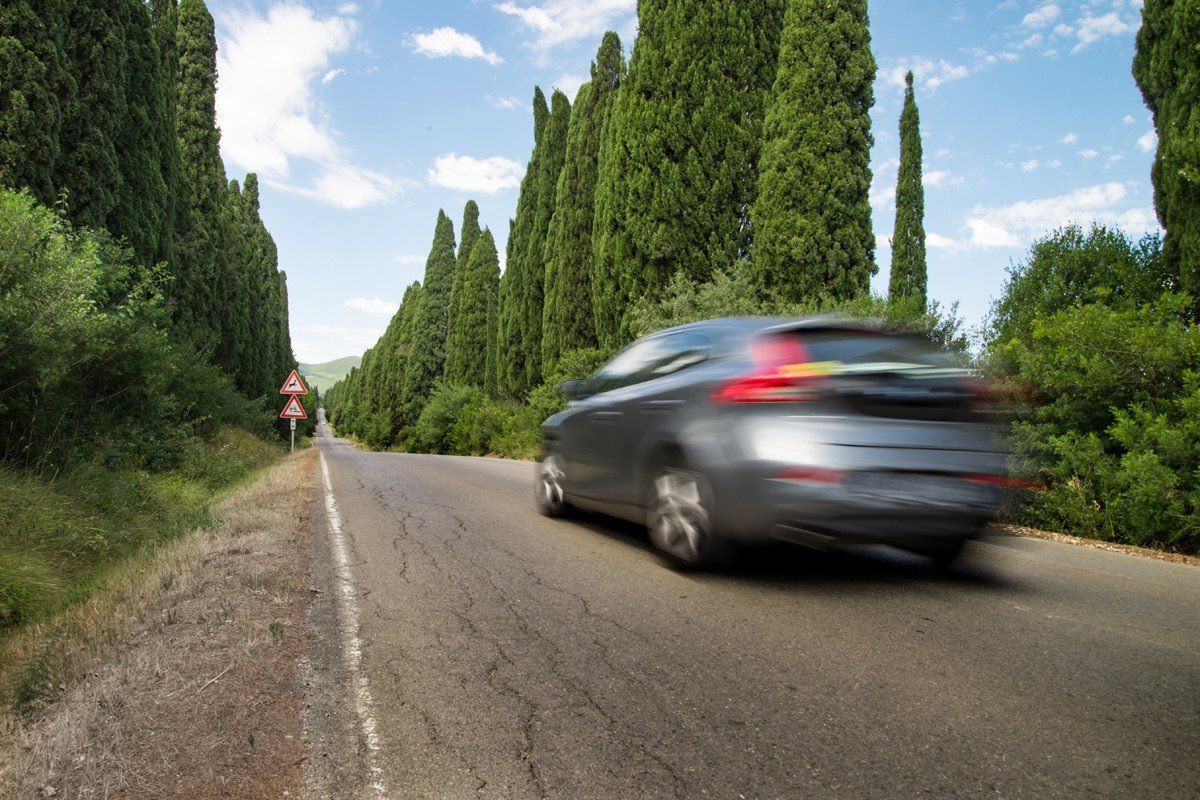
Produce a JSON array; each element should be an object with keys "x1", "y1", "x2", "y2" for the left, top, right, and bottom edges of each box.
[
  {"x1": 280, "y1": 395, "x2": 308, "y2": 420},
  {"x1": 279, "y1": 369, "x2": 308, "y2": 396}
]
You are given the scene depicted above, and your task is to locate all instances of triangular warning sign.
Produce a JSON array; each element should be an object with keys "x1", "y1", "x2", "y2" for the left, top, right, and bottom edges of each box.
[
  {"x1": 279, "y1": 369, "x2": 308, "y2": 396},
  {"x1": 280, "y1": 395, "x2": 308, "y2": 420}
]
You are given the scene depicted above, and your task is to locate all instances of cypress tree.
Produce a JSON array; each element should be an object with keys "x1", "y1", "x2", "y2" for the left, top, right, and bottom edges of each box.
[
  {"x1": 1133, "y1": 0, "x2": 1200, "y2": 293},
  {"x1": 174, "y1": 0, "x2": 226, "y2": 349},
  {"x1": 750, "y1": 0, "x2": 877, "y2": 303},
  {"x1": 592, "y1": 0, "x2": 785, "y2": 347},
  {"x1": 402, "y1": 210, "x2": 457, "y2": 424},
  {"x1": 0, "y1": 0, "x2": 70, "y2": 203},
  {"x1": 446, "y1": 229, "x2": 500, "y2": 387},
  {"x1": 151, "y1": 0, "x2": 180, "y2": 268},
  {"x1": 542, "y1": 32, "x2": 625, "y2": 375},
  {"x1": 496, "y1": 87, "x2": 549, "y2": 397},
  {"x1": 889, "y1": 71, "x2": 927, "y2": 306},
  {"x1": 523, "y1": 89, "x2": 571, "y2": 388},
  {"x1": 387, "y1": 282, "x2": 423, "y2": 435},
  {"x1": 447, "y1": 199, "x2": 480, "y2": 361}
]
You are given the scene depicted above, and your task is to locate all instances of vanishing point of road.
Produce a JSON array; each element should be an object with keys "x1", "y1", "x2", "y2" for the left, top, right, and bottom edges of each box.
[{"x1": 304, "y1": 422, "x2": 1200, "y2": 800}]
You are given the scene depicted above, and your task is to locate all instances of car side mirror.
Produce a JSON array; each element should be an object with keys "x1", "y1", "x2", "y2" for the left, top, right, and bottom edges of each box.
[{"x1": 559, "y1": 379, "x2": 591, "y2": 401}]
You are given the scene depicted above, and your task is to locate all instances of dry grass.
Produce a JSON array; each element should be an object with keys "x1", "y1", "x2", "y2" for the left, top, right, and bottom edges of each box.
[
  {"x1": 0, "y1": 449, "x2": 317, "y2": 799},
  {"x1": 995, "y1": 523, "x2": 1200, "y2": 567}
]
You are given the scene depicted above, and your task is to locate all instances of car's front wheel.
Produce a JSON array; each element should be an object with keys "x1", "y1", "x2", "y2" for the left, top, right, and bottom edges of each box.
[
  {"x1": 536, "y1": 452, "x2": 571, "y2": 517},
  {"x1": 647, "y1": 466, "x2": 727, "y2": 568}
]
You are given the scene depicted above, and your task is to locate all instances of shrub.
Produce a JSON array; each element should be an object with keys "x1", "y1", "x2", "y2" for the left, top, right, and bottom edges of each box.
[{"x1": 411, "y1": 384, "x2": 487, "y2": 454}]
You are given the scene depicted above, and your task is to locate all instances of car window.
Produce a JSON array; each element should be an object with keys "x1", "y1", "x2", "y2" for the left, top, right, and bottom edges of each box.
[{"x1": 590, "y1": 332, "x2": 710, "y2": 394}]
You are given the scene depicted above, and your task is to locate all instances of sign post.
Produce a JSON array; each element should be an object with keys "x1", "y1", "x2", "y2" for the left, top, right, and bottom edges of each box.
[{"x1": 279, "y1": 371, "x2": 309, "y2": 453}]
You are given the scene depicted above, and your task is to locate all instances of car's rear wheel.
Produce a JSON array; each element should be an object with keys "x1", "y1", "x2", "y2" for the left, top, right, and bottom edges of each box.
[
  {"x1": 536, "y1": 452, "x2": 571, "y2": 517},
  {"x1": 918, "y1": 537, "x2": 967, "y2": 568},
  {"x1": 647, "y1": 466, "x2": 727, "y2": 568}
]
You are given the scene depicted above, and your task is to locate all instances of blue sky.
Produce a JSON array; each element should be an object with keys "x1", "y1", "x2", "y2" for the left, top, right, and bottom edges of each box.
[{"x1": 207, "y1": 0, "x2": 1157, "y2": 364}]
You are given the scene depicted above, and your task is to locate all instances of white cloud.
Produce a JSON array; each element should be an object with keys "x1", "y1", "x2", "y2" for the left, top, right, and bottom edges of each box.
[
  {"x1": 869, "y1": 184, "x2": 895, "y2": 211},
  {"x1": 923, "y1": 169, "x2": 963, "y2": 188},
  {"x1": 292, "y1": 323, "x2": 385, "y2": 364},
  {"x1": 486, "y1": 95, "x2": 528, "y2": 110},
  {"x1": 1123, "y1": 114, "x2": 1136, "y2": 125},
  {"x1": 885, "y1": 57, "x2": 971, "y2": 91},
  {"x1": 393, "y1": 253, "x2": 425, "y2": 266},
  {"x1": 345, "y1": 297, "x2": 399, "y2": 316},
  {"x1": 553, "y1": 73, "x2": 588, "y2": 99},
  {"x1": 1059, "y1": 132, "x2": 1078, "y2": 144},
  {"x1": 496, "y1": 0, "x2": 636, "y2": 49},
  {"x1": 1021, "y1": 159, "x2": 1040, "y2": 172},
  {"x1": 1046, "y1": 159, "x2": 1062, "y2": 169},
  {"x1": 411, "y1": 27, "x2": 502, "y2": 66},
  {"x1": 965, "y1": 182, "x2": 1157, "y2": 249},
  {"x1": 215, "y1": 4, "x2": 398, "y2": 209},
  {"x1": 428, "y1": 153, "x2": 525, "y2": 194},
  {"x1": 1137, "y1": 129, "x2": 1157, "y2": 152},
  {"x1": 336, "y1": 2, "x2": 359, "y2": 14},
  {"x1": 1078, "y1": 148, "x2": 1100, "y2": 159},
  {"x1": 1022, "y1": 4, "x2": 1062, "y2": 28},
  {"x1": 321, "y1": 68, "x2": 344, "y2": 84},
  {"x1": 1071, "y1": 12, "x2": 1131, "y2": 53},
  {"x1": 927, "y1": 232, "x2": 966, "y2": 252}
]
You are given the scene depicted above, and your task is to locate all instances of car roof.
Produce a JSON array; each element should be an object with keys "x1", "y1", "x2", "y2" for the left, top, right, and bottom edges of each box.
[{"x1": 653, "y1": 315, "x2": 890, "y2": 338}]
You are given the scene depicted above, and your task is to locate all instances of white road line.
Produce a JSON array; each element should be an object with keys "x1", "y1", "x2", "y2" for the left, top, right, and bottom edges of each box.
[{"x1": 320, "y1": 449, "x2": 389, "y2": 799}]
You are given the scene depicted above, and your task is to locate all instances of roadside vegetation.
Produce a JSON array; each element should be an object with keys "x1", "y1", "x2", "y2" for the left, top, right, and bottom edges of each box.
[{"x1": 326, "y1": 1, "x2": 1198, "y2": 555}]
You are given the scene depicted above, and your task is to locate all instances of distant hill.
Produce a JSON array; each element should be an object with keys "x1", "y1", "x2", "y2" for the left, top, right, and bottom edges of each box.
[{"x1": 299, "y1": 356, "x2": 361, "y2": 395}]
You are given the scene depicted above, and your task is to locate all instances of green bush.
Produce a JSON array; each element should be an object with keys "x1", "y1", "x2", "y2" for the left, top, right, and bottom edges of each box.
[
  {"x1": 987, "y1": 226, "x2": 1199, "y2": 553},
  {"x1": 411, "y1": 384, "x2": 488, "y2": 454}
]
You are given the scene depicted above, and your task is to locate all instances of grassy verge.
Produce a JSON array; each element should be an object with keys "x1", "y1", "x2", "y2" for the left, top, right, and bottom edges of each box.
[
  {"x1": 0, "y1": 448, "x2": 316, "y2": 799},
  {"x1": 0, "y1": 427, "x2": 283, "y2": 709}
]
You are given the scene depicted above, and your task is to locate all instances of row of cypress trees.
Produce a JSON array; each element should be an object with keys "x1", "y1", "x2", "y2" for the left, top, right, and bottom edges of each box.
[
  {"x1": 0, "y1": 0, "x2": 295, "y2": 400},
  {"x1": 328, "y1": 0, "x2": 936, "y2": 445}
]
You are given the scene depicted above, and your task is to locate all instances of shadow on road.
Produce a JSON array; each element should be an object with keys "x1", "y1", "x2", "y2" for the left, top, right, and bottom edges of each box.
[{"x1": 557, "y1": 511, "x2": 1025, "y2": 594}]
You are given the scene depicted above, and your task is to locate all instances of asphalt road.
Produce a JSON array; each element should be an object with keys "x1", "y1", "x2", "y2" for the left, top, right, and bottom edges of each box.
[{"x1": 305, "y1": 424, "x2": 1200, "y2": 800}]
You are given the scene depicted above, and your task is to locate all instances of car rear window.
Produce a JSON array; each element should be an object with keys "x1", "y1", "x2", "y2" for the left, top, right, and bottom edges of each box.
[{"x1": 797, "y1": 329, "x2": 959, "y2": 372}]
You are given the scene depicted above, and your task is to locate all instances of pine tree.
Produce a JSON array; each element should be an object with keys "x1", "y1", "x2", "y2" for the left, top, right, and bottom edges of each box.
[
  {"x1": 496, "y1": 87, "x2": 549, "y2": 397},
  {"x1": 750, "y1": 0, "x2": 876, "y2": 304},
  {"x1": 402, "y1": 210, "x2": 456, "y2": 424},
  {"x1": 446, "y1": 229, "x2": 500, "y2": 387},
  {"x1": 542, "y1": 32, "x2": 624, "y2": 375},
  {"x1": 522, "y1": 89, "x2": 571, "y2": 388},
  {"x1": 447, "y1": 199, "x2": 480, "y2": 367},
  {"x1": 173, "y1": 0, "x2": 226, "y2": 349},
  {"x1": 889, "y1": 71, "x2": 927, "y2": 306},
  {"x1": 0, "y1": 0, "x2": 70, "y2": 203},
  {"x1": 1133, "y1": 0, "x2": 1200, "y2": 293},
  {"x1": 592, "y1": 0, "x2": 785, "y2": 347}
]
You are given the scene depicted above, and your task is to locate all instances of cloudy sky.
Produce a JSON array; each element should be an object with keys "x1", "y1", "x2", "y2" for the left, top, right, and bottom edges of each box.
[{"x1": 208, "y1": 0, "x2": 1157, "y2": 364}]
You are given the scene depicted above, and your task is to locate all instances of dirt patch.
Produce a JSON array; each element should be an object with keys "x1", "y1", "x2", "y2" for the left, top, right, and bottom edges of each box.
[
  {"x1": 994, "y1": 523, "x2": 1200, "y2": 567},
  {"x1": 0, "y1": 449, "x2": 317, "y2": 799}
]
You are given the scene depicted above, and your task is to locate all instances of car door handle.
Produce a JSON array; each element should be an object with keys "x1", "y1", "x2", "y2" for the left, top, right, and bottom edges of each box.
[
  {"x1": 589, "y1": 411, "x2": 624, "y2": 422},
  {"x1": 639, "y1": 400, "x2": 685, "y2": 413}
]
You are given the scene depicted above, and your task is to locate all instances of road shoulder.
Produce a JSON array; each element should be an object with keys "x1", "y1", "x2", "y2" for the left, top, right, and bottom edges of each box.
[{"x1": 0, "y1": 450, "x2": 318, "y2": 799}]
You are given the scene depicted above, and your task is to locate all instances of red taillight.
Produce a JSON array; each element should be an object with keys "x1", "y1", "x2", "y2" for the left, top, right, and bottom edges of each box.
[
  {"x1": 966, "y1": 474, "x2": 1044, "y2": 491},
  {"x1": 773, "y1": 467, "x2": 845, "y2": 485},
  {"x1": 711, "y1": 333, "x2": 827, "y2": 403}
]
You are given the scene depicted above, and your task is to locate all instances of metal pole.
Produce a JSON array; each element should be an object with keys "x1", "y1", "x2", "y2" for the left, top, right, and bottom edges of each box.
[{"x1": 290, "y1": 418, "x2": 296, "y2": 453}]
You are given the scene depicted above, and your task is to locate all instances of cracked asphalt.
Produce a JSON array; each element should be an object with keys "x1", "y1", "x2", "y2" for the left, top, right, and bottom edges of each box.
[{"x1": 306, "y1": 425, "x2": 1200, "y2": 800}]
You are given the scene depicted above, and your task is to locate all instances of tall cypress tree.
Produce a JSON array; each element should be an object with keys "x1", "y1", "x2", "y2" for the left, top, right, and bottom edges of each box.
[
  {"x1": 151, "y1": 0, "x2": 180, "y2": 268},
  {"x1": 387, "y1": 282, "x2": 423, "y2": 435},
  {"x1": 0, "y1": 0, "x2": 70, "y2": 204},
  {"x1": 447, "y1": 199, "x2": 480, "y2": 362},
  {"x1": 402, "y1": 210, "x2": 457, "y2": 424},
  {"x1": 174, "y1": 0, "x2": 226, "y2": 348},
  {"x1": 445, "y1": 229, "x2": 500, "y2": 387},
  {"x1": 542, "y1": 32, "x2": 625, "y2": 377},
  {"x1": 1133, "y1": 0, "x2": 1200, "y2": 293},
  {"x1": 496, "y1": 87, "x2": 549, "y2": 397},
  {"x1": 522, "y1": 89, "x2": 571, "y2": 388},
  {"x1": 750, "y1": 0, "x2": 876, "y2": 304},
  {"x1": 592, "y1": 0, "x2": 785, "y2": 347},
  {"x1": 889, "y1": 71, "x2": 927, "y2": 306}
]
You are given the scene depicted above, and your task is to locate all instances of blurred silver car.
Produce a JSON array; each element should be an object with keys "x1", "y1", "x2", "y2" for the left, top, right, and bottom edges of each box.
[{"x1": 537, "y1": 317, "x2": 1009, "y2": 568}]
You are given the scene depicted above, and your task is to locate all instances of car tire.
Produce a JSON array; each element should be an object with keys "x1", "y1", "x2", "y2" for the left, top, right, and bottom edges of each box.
[
  {"x1": 646, "y1": 463, "x2": 729, "y2": 569},
  {"x1": 920, "y1": 537, "x2": 967, "y2": 568},
  {"x1": 536, "y1": 452, "x2": 572, "y2": 518}
]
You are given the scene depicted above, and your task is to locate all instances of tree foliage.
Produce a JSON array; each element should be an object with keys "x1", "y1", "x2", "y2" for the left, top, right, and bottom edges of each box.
[
  {"x1": 402, "y1": 210, "x2": 457, "y2": 424},
  {"x1": 592, "y1": 0, "x2": 785, "y2": 347},
  {"x1": 542, "y1": 32, "x2": 625, "y2": 378},
  {"x1": 1133, "y1": 0, "x2": 1200, "y2": 293},
  {"x1": 889, "y1": 71, "x2": 926, "y2": 306},
  {"x1": 446, "y1": 229, "x2": 500, "y2": 388},
  {"x1": 750, "y1": 0, "x2": 876, "y2": 304}
]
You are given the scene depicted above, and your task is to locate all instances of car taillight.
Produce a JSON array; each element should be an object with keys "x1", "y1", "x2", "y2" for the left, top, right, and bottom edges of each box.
[
  {"x1": 711, "y1": 333, "x2": 828, "y2": 403},
  {"x1": 773, "y1": 467, "x2": 845, "y2": 485},
  {"x1": 966, "y1": 473, "x2": 1044, "y2": 491}
]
